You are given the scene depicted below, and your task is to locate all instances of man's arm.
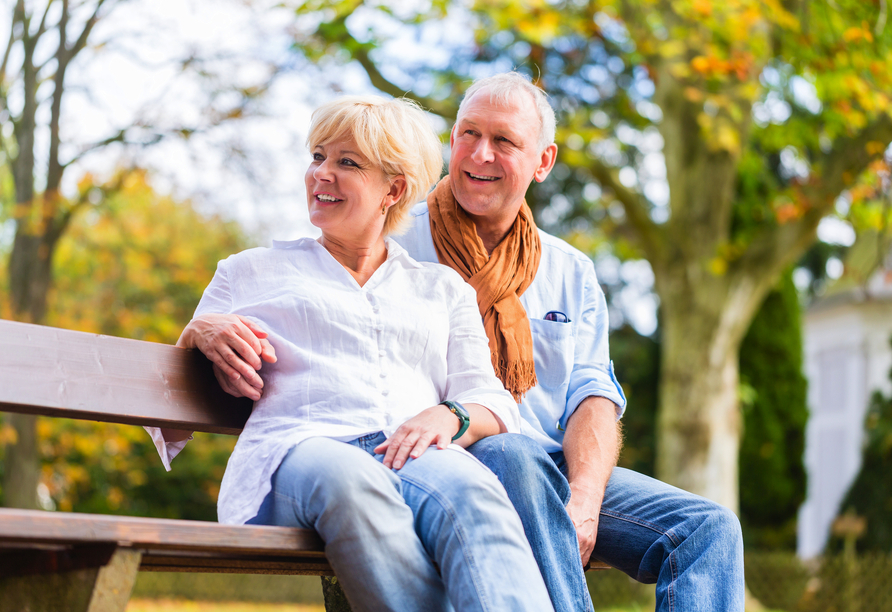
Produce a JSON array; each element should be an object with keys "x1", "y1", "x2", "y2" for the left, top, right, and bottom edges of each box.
[{"x1": 563, "y1": 395, "x2": 622, "y2": 566}]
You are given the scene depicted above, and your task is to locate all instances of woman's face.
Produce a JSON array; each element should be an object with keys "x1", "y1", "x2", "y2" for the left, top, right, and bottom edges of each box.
[{"x1": 305, "y1": 136, "x2": 403, "y2": 243}]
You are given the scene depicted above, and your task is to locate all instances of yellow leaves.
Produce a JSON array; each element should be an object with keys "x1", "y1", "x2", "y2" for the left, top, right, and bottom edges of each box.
[
  {"x1": 709, "y1": 256, "x2": 728, "y2": 276},
  {"x1": 771, "y1": 194, "x2": 804, "y2": 224},
  {"x1": 697, "y1": 111, "x2": 742, "y2": 155},
  {"x1": 0, "y1": 423, "x2": 17, "y2": 445},
  {"x1": 77, "y1": 173, "x2": 97, "y2": 194},
  {"x1": 692, "y1": 0, "x2": 712, "y2": 17},
  {"x1": 842, "y1": 25, "x2": 873, "y2": 44},
  {"x1": 689, "y1": 50, "x2": 754, "y2": 81},
  {"x1": 866, "y1": 141, "x2": 888, "y2": 156},
  {"x1": 658, "y1": 40, "x2": 687, "y2": 59}
]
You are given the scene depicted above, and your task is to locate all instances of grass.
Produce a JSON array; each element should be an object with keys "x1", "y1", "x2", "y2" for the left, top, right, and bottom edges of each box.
[
  {"x1": 127, "y1": 601, "x2": 325, "y2": 612},
  {"x1": 127, "y1": 601, "x2": 657, "y2": 612}
]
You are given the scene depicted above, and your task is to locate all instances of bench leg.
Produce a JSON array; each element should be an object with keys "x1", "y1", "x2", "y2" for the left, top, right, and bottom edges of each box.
[
  {"x1": 0, "y1": 547, "x2": 142, "y2": 612},
  {"x1": 321, "y1": 575, "x2": 354, "y2": 612}
]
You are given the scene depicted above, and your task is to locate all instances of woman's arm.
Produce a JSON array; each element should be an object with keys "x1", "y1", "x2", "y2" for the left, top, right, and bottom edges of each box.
[{"x1": 374, "y1": 401, "x2": 506, "y2": 469}]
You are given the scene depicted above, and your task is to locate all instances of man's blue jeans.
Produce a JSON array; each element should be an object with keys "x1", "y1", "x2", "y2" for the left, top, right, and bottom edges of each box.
[
  {"x1": 248, "y1": 433, "x2": 554, "y2": 612},
  {"x1": 468, "y1": 433, "x2": 745, "y2": 612}
]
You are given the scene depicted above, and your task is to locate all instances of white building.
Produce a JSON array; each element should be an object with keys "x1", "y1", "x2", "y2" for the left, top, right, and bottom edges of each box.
[{"x1": 798, "y1": 251, "x2": 892, "y2": 558}]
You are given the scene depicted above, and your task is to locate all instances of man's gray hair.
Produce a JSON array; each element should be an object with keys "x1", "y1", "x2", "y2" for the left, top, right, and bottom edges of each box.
[{"x1": 457, "y1": 72, "x2": 556, "y2": 153}]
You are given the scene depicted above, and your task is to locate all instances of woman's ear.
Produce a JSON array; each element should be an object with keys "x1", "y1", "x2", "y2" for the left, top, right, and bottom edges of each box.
[{"x1": 386, "y1": 175, "x2": 408, "y2": 205}]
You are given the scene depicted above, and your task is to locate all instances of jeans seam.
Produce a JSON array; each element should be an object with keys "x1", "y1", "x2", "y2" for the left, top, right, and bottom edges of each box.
[
  {"x1": 400, "y1": 474, "x2": 491, "y2": 612},
  {"x1": 599, "y1": 508, "x2": 683, "y2": 548},
  {"x1": 668, "y1": 548, "x2": 677, "y2": 612}
]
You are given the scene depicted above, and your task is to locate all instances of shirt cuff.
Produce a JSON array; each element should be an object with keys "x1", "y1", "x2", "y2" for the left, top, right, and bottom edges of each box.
[
  {"x1": 144, "y1": 426, "x2": 193, "y2": 472},
  {"x1": 562, "y1": 360, "x2": 627, "y2": 431}
]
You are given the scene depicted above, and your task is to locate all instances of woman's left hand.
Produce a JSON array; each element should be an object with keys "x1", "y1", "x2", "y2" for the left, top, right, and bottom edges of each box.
[{"x1": 375, "y1": 404, "x2": 460, "y2": 470}]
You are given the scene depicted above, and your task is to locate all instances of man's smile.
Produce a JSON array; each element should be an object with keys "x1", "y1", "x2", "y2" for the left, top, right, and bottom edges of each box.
[{"x1": 466, "y1": 171, "x2": 499, "y2": 182}]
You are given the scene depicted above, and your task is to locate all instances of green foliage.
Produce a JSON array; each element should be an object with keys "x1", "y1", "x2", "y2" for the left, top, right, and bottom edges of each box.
[
  {"x1": 5, "y1": 170, "x2": 251, "y2": 519},
  {"x1": 828, "y1": 337, "x2": 892, "y2": 553},
  {"x1": 738, "y1": 269, "x2": 808, "y2": 550},
  {"x1": 610, "y1": 324, "x2": 659, "y2": 477}
]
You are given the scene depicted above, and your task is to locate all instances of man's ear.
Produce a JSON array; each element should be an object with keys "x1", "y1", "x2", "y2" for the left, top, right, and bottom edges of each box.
[
  {"x1": 449, "y1": 122, "x2": 458, "y2": 149},
  {"x1": 533, "y1": 143, "x2": 558, "y2": 183}
]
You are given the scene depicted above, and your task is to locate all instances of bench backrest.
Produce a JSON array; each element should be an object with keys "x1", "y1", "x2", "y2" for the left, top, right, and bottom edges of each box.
[{"x1": 0, "y1": 319, "x2": 252, "y2": 435}]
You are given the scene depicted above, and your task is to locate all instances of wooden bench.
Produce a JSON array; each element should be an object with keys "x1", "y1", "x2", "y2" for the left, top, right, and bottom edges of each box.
[{"x1": 0, "y1": 319, "x2": 607, "y2": 612}]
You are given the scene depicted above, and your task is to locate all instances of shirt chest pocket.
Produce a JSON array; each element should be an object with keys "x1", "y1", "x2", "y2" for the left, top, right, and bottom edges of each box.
[{"x1": 529, "y1": 318, "x2": 576, "y2": 391}]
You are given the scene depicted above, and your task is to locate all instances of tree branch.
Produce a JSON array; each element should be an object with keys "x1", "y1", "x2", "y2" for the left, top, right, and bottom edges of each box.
[
  {"x1": 0, "y1": 0, "x2": 23, "y2": 88},
  {"x1": 588, "y1": 155, "x2": 666, "y2": 261},
  {"x1": 739, "y1": 112, "x2": 892, "y2": 275},
  {"x1": 351, "y1": 45, "x2": 457, "y2": 118},
  {"x1": 34, "y1": 0, "x2": 57, "y2": 42},
  {"x1": 64, "y1": 0, "x2": 107, "y2": 64}
]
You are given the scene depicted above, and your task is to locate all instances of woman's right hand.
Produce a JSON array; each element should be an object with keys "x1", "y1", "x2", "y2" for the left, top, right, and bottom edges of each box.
[{"x1": 177, "y1": 314, "x2": 277, "y2": 400}]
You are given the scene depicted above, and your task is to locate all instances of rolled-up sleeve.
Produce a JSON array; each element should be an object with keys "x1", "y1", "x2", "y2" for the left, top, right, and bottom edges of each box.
[
  {"x1": 561, "y1": 260, "x2": 627, "y2": 429},
  {"x1": 442, "y1": 280, "x2": 521, "y2": 433}
]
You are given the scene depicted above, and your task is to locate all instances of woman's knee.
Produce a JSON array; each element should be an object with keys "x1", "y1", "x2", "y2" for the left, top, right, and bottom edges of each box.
[{"x1": 274, "y1": 438, "x2": 397, "y2": 505}]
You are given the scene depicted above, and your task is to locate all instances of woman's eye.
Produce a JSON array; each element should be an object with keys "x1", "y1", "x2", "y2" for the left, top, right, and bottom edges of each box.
[
  {"x1": 341, "y1": 158, "x2": 358, "y2": 167},
  {"x1": 312, "y1": 153, "x2": 324, "y2": 161}
]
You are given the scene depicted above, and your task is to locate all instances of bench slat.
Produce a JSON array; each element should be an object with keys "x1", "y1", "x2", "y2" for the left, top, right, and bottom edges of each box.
[
  {"x1": 0, "y1": 509, "x2": 324, "y2": 557},
  {"x1": 0, "y1": 320, "x2": 251, "y2": 434}
]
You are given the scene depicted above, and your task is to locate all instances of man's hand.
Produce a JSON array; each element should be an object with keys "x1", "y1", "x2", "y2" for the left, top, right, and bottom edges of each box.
[
  {"x1": 374, "y1": 404, "x2": 460, "y2": 470},
  {"x1": 566, "y1": 485, "x2": 602, "y2": 566},
  {"x1": 178, "y1": 314, "x2": 277, "y2": 400}
]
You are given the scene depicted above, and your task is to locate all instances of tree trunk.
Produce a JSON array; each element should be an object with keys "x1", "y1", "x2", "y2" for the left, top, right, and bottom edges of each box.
[
  {"x1": 656, "y1": 306, "x2": 743, "y2": 510},
  {"x1": 2, "y1": 414, "x2": 40, "y2": 509},
  {"x1": 654, "y1": 267, "x2": 775, "y2": 511},
  {"x1": 3, "y1": 229, "x2": 56, "y2": 510}
]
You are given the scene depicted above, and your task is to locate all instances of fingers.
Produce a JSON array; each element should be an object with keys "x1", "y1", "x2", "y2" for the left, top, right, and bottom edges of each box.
[
  {"x1": 258, "y1": 337, "x2": 277, "y2": 363},
  {"x1": 379, "y1": 427, "x2": 436, "y2": 470},
  {"x1": 212, "y1": 364, "x2": 262, "y2": 401},
  {"x1": 238, "y1": 316, "x2": 270, "y2": 339},
  {"x1": 207, "y1": 344, "x2": 264, "y2": 392},
  {"x1": 578, "y1": 533, "x2": 595, "y2": 566}
]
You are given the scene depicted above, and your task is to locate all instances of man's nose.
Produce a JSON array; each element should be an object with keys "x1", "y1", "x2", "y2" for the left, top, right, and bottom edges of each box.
[{"x1": 471, "y1": 139, "x2": 495, "y2": 164}]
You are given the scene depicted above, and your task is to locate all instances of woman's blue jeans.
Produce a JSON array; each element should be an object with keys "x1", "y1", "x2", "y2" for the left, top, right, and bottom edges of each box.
[
  {"x1": 467, "y1": 433, "x2": 745, "y2": 612},
  {"x1": 248, "y1": 432, "x2": 554, "y2": 612}
]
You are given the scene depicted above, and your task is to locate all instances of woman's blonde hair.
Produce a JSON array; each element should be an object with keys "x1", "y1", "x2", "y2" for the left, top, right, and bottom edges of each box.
[{"x1": 307, "y1": 95, "x2": 444, "y2": 236}]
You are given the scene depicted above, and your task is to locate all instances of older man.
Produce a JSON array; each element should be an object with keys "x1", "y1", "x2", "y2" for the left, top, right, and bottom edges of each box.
[{"x1": 395, "y1": 72, "x2": 744, "y2": 612}]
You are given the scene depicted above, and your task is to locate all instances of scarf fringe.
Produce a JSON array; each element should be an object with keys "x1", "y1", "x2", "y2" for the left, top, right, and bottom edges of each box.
[{"x1": 492, "y1": 352, "x2": 537, "y2": 402}]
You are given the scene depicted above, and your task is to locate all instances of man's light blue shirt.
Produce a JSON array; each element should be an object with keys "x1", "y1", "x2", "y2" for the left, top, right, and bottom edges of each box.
[{"x1": 396, "y1": 202, "x2": 626, "y2": 453}]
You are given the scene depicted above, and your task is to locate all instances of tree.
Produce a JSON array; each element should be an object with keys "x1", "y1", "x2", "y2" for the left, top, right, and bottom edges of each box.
[
  {"x1": 738, "y1": 269, "x2": 808, "y2": 550},
  {"x1": 289, "y1": 0, "x2": 892, "y2": 509},
  {"x1": 0, "y1": 170, "x2": 249, "y2": 517},
  {"x1": 0, "y1": 0, "x2": 278, "y2": 508}
]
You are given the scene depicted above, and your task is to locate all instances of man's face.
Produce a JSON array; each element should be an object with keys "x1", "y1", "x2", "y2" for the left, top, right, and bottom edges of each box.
[{"x1": 449, "y1": 89, "x2": 556, "y2": 227}]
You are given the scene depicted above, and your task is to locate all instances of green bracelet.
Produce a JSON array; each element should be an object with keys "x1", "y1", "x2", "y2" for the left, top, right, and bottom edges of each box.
[{"x1": 441, "y1": 400, "x2": 470, "y2": 441}]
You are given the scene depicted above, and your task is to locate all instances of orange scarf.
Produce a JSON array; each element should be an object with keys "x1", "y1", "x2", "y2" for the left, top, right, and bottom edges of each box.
[{"x1": 427, "y1": 176, "x2": 541, "y2": 401}]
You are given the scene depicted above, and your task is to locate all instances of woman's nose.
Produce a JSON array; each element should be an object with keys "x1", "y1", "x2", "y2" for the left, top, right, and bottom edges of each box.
[{"x1": 314, "y1": 159, "x2": 334, "y2": 181}]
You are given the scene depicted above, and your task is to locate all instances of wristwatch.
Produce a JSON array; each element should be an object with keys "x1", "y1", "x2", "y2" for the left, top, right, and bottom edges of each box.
[{"x1": 441, "y1": 400, "x2": 470, "y2": 441}]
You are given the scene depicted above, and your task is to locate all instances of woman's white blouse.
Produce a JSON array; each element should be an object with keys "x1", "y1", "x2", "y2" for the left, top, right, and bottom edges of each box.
[{"x1": 148, "y1": 237, "x2": 519, "y2": 525}]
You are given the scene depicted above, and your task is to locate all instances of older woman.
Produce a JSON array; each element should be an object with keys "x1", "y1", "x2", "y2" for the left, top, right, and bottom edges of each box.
[{"x1": 148, "y1": 96, "x2": 553, "y2": 612}]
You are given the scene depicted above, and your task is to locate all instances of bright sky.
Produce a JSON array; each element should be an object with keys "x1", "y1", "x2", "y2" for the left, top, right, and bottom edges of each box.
[{"x1": 1, "y1": 0, "x2": 380, "y2": 242}]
